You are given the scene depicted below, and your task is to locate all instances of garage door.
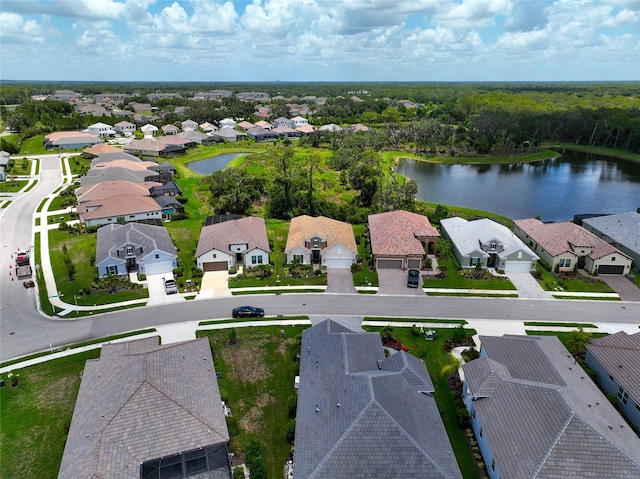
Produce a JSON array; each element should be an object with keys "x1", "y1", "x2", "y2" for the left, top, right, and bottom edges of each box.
[
  {"x1": 325, "y1": 257, "x2": 353, "y2": 269},
  {"x1": 203, "y1": 261, "x2": 228, "y2": 272},
  {"x1": 143, "y1": 261, "x2": 174, "y2": 275},
  {"x1": 504, "y1": 261, "x2": 533, "y2": 273},
  {"x1": 598, "y1": 264, "x2": 624, "y2": 275},
  {"x1": 377, "y1": 258, "x2": 403, "y2": 269},
  {"x1": 407, "y1": 258, "x2": 421, "y2": 269}
]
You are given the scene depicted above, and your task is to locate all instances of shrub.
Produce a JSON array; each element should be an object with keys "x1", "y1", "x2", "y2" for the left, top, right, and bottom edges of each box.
[
  {"x1": 410, "y1": 324, "x2": 421, "y2": 337},
  {"x1": 288, "y1": 396, "x2": 298, "y2": 419},
  {"x1": 462, "y1": 348, "x2": 480, "y2": 362},
  {"x1": 451, "y1": 325, "x2": 466, "y2": 344},
  {"x1": 226, "y1": 416, "x2": 239, "y2": 437},
  {"x1": 351, "y1": 262, "x2": 361, "y2": 273},
  {"x1": 286, "y1": 419, "x2": 296, "y2": 444},
  {"x1": 245, "y1": 440, "x2": 267, "y2": 479},
  {"x1": 232, "y1": 466, "x2": 244, "y2": 479},
  {"x1": 175, "y1": 195, "x2": 188, "y2": 204}
]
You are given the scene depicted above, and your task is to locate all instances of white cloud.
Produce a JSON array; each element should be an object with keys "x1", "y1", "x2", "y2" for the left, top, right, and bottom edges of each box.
[
  {"x1": 433, "y1": 0, "x2": 511, "y2": 29},
  {"x1": 0, "y1": 12, "x2": 45, "y2": 43},
  {"x1": 602, "y1": 9, "x2": 638, "y2": 27}
]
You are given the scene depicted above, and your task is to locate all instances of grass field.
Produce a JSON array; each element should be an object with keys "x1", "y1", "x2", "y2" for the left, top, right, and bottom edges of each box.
[
  {"x1": 534, "y1": 263, "x2": 614, "y2": 293},
  {"x1": 423, "y1": 257, "x2": 516, "y2": 290},
  {"x1": 0, "y1": 180, "x2": 28, "y2": 192}
]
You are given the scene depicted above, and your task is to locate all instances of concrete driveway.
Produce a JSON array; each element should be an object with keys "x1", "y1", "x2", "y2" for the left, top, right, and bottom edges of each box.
[
  {"x1": 146, "y1": 273, "x2": 185, "y2": 306},
  {"x1": 600, "y1": 275, "x2": 640, "y2": 302},
  {"x1": 325, "y1": 268, "x2": 356, "y2": 293},
  {"x1": 197, "y1": 271, "x2": 231, "y2": 299},
  {"x1": 377, "y1": 269, "x2": 425, "y2": 295},
  {"x1": 505, "y1": 272, "x2": 552, "y2": 299}
]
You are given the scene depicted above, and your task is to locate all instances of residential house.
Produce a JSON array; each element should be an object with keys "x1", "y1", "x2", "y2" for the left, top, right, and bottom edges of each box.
[
  {"x1": 514, "y1": 218, "x2": 633, "y2": 275},
  {"x1": 273, "y1": 117, "x2": 290, "y2": 128},
  {"x1": 181, "y1": 119, "x2": 198, "y2": 132},
  {"x1": 582, "y1": 210, "x2": 640, "y2": 268},
  {"x1": 254, "y1": 105, "x2": 271, "y2": 118},
  {"x1": 88, "y1": 160, "x2": 160, "y2": 181},
  {"x1": 212, "y1": 128, "x2": 246, "y2": 142},
  {"x1": 161, "y1": 124, "x2": 179, "y2": 136},
  {"x1": 368, "y1": 210, "x2": 440, "y2": 270},
  {"x1": 246, "y1": 127, "x2": 278, "y2": 142},
  {"x1": 236, "y1": 91, "x2": 269, "y2": 101},
  {"x1": 75, "y1": 180, "x2": 160, "y2": 206},
  {"x1": 441, "y1": 217, "x2": 538, "y2": 272},
  {"x1": 154, "y1": 196, "x2": 185, "y2": 217},
  {"x1": 146, "y1": 92, "x2": 182, "y2": 100},
  {"x1": 0, "y1": 151, "x2": 9, "y2": 181},
  {"x1": 254, "y1": 120, "x2": 273, "y2": 130},
  {"x1": 285, "y1": 215, "x2": 357, "y2": 268},
  {"x1": 49, "y1": 89, "x2": 80, "y2": 102},
  {"x1": 585, "y1": 331, "x2": 640, "y2": 430},
  {"x1": 85, "y1": 122, "x2": 116, "y2": 138},
  {"x1": 130, "y1": 102, "x2": 153, "y2": 112},
  {"x1": 294, "y1": 319, "x2": 463, "y2": 479},
  {"x1": 81, "y1": 143, "x2": 122, "y2": 158},
  {"x1": 95, "y1": 93, "x2": 128, "y2": 103},
  {"x1": 112, "y1": 109, "x2": 134, "y2": 118},
  {"x1": 80, "y1": 167, "x2": 160, "y2": 186},
  {"x1": 95, "y1": 223, "x2": 177, "y2": 276},
  {"x1": 94, "y1": 151, "x2": 144, "y2": 164},
  {"x1": 113, "y1": 120, "x2": 136, "y2": 135},
  {"x1": 236, "y1": 121, "x2": 256, "y2": 131},
  {"x1": 462, "y1": 335, "x2": 640, "y2": 479},
  {"x1": 140, "y1": 123, "x2": 158, "y2": 137},
  {"x1": 199, "y1": 122, "x2": 218, "y2": 134},
  {"x1": 295, "y1": 124, "x2": 315, "y2": 135},
  {"x1": 319, "y1": 123, "x2": 341, "y2": 132},
  {"x1": 289, "y1": 116, "x2": 308, "y2": 128},
  {"x1": 196, "y1": 216, "x2": 269, "y2": 271},
  {"x1": 193, "y1": 90, "x2": 232, "y2": 100},
  {"x1": 57, "y1": 337, "x2": 231, "y2": 479},
  {"x1": 124, "y1": 138, "x2": 185, "y2": 157},
  {"x1": 43, "y1": 131, "x2": 102, "y2": 150},
  {"x1": 77, "y1": 104, "x2": 110, "y2": 116},
  {"x1": 149, "y1": 180, "x2": 182, "y2": 197},
  {"x1": 178, "y1": 130, "x2": 217, "y2": 145},
  {"x1": 351, "y1": 123, "x2": 370, "y2": 131},
  {"x1": 219, "y1": 118, "x2": 236, "y2": 129},
  {"x1": 156, "y1": 135, "x2": 195, "y2": 149},
  {"x1": 273, "y1": 125, "x2": 302, "y2": 139},
  {"x1": 79, "y1": 194, "x2": 163, "y2": 227}
]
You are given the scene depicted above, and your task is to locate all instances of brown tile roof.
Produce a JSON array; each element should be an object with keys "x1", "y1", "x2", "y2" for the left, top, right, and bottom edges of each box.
[
  {"x1": 45, "y1": 131, "x2": 97, "y2": 141},
  {"x1": 83, "y1": 144, "x2": 122, "y2": 156},
  {"x1": 196, "y1": 216, "x2": 269, "y2": 257},
  {"x1": 76, "y1": 180, "x2": 160, "y2": 204},
  {"x1": 237, "y1": 121, "x2": 256, "y2": 130},
  {"x1": 91, "y1": 159, "x2": 157, "y2": 172},
  {"x1": 586, "y1": 332, "x2": 640, "y2": 402},
  {"x1": 514, "y1": 218, "x2": 627, "y2": 260},
  {"x1": 81, "y1": 194, "x2": 162, "y2": 220},
  {"x1": 285, "y1": 215, "x2": 357, "y2": 254},
  {"x1": 155, "y1": 136, "x2": 192, "y2": 146},
  {"x1": 295, "y1": 124, "x2": 315, "y2": 134},
  {"x1": 368, "y1": 210, "x2": 439, "y2": 256}
]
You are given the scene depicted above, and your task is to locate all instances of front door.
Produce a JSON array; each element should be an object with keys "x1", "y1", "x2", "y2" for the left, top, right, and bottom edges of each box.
[
  {"x1": 312, "y1": 250, "x2": 320, "y2": 263},
  {"x1": 126, "y1": 257, "x2": 137, "y2": 272}
]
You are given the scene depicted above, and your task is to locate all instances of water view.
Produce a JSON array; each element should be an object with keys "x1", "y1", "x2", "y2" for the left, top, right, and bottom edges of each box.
[
  {"x1": 397, "y1": 150, "x2": 640, "y2": 222},
  {"x1": 187, "y1": 153, "x2": 248, "y2": 175}
]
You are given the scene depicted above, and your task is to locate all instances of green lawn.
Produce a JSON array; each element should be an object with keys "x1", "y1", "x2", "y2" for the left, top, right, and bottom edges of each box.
[
  {"x1": 0, "y1": 180, "x2": 29, "y2": 192},
  {"x1": 19, "y1": 135, "x2": 50, "y2": 156},
  {"x1": 353, "y1": 224, "x2": 379, "y2": 286},
  {"x1": 534, "y1": 263, "x2": 614, "y2": 293},
  {"x1": 0, "y1": 350, "x2": 101, "y2": 479},
  {"x1": 423, "y1": 257, "x2": 516, "y2": 290},
  {"x1": 196, "y1": 326, "x2": 303, "y2": 478},
  {"x1": 4, "y1": 157, "x2": 33, "y2": 175}
]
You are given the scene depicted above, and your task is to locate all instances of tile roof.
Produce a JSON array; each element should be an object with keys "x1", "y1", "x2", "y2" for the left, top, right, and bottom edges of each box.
[
  {"x1": 91, "y1": 159, "x2": 158, "y2": 172},
  {"x1": 82, "y1": 144, "x2": 122, "y2": 156},
  {"x1": 441, "y1": 217, "x2": 538, "y2": 259},
  {"x1": 93, "y1": 151, "x2": 143, "y2": 164},
  {"x1": 80, "y1": 167, "x2": 159, "y2": 185},
  {"x1": 96, "y1": 222, "x2": 177, "y2": 264},
  {"x1": 45, "y1": 131, "x2": 99, "y2": 142},
  {"x1": 462, "y1": 335, "x2": 640, "y2": 479},
  {"x1": 585, "y1": 331, "x2": 640, "y2": 402},
  {"x1": 582, "y1": 212, "x2": 640, "y2": 257},
  {"x1": 285, "y1": 215, "x2": 357, "y2": 255},
  {"x1": 196, "y1": 216, "x2": 270, "y2": 258},
  {"x1": 295, "y1": 124, "x2": 315, "y2": 133},
  {"x1": 294, "y1": 320, "x2": 462, "y2": 479},
  {"x1": 369, "y1": 210, "x2": 439, "y2": 256},
  {"x1": 57, "y1": 337, "x2": 228, "y2": 479},
  {"x1": 237, "y1": 121, "x2": 256, "y2": 130},
  {"x1": 514, "y1": 218, "x2": 628, "y2": 260},
  {"x1": 81, "y1": 194, "x2": 162, "y2": 220},
  {"x1": 76, "y1": 180, "x2": 160, "y2": 204}
]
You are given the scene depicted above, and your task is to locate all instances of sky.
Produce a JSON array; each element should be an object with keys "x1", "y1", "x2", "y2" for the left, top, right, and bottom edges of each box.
[{"x1": 1, "y1": 0, "x2": 639, "y2": 82}]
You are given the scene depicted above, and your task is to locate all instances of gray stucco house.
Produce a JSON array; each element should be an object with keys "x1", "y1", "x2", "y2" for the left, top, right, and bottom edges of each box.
[
  {"x1": 462, "y1": 335, "x2": 640, "y2": 479},
  {"x1": 582, "y1": 210, "x2": 640, "y2": 268},
  {"x1": 58, "y1": 337, "x2": 231, "y2": 479},
  {"x1": 294, "y1": 319, "x2": 463, "y2": 479},
  {"x1": 96, "y1": 223, "x2": 177, "y2": 277},
  {"x1": 585, "y1": 331, "x2": 640, "y2": 431},
  {"x1": 441, "y1": 217, "x2": 538, "y2": 272}
]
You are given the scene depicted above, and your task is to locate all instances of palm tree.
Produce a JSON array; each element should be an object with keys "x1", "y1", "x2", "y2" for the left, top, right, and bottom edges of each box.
[{"x1": 567, "y1": 327, "x2": 592, "y2": 358}]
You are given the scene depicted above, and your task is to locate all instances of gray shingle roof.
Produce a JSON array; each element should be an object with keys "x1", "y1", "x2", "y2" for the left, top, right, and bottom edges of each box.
[
  {"x1": 96, "y1": 223, "x2": 177, "y2": 265},
  {"x1": 582, "y1": 211, "x2": 640, "y2": 258},
  {"x1": 294, "y1": 320, "x2": 462, "y2": 479},
  {"x1": 58, "y1": 337, "x2": 229, "y2": 479},
  {"x1": 462, "y1": 335, "x2": 640, "y2": 478}
]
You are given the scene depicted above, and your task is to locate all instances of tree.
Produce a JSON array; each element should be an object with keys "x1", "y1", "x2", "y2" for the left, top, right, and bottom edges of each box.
[
  {"x1": 348, "y1": 147, "x2": 382, "y2": 208},
  {"x1": 567, "y1": 327, "x2": 592, "y2": 358}
]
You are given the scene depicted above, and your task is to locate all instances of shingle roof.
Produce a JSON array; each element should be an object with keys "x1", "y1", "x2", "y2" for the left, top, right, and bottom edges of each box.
[
  {"x1": 285, "y1": 215, "x2": 357, "y2": 255},
  {"x1": 582, "y1": 212, "x2": 640, "y2": 257},
  {"x1": 295, "y1": 320, "x2": 462, "y2": 479},
  {"x1": 514, "y1": 218, "x2": 628, "y2": 260},
  {"x1": 81, "y1": 194, "x2": 162, "y2": 220},
  {"x1": 96, "y1": 222, "x2": 177, "y2": 264},
  {"x1": 196, "y1": 216, "x2": 270, "y2": 258},
  {"x1": 586, "y1": 331, "x2": 640, "y2": 402},
  {"x1": 57, "y1": 337, "x2": 228, "y2": 479},
  {"x1": 80, "y1": 166, "x2": 159, "y2": 185},
  {"x1": 95, "y1": 151, "x2": 142, "y2": 163},
  {"x1": 462, "y1": 335, "x2": 640, "y2": 479},
  {"x1": 369, "y1": 210, "x2": 439, "y2": 257}
]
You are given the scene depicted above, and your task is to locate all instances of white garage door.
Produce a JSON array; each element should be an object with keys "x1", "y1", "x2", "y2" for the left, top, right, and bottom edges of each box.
[
  {"x1": 504, "y1": 261, "x2": 533, "y2": 273},
  {"x1": 325, "y1": 257, "x2": 353, "y2": 269},
  {"x1": 377, "y1": 258, "x2": 403, "y2": 269},
  {"x1": 143, "y1": 261, "x2": 174, "y2": 275}
]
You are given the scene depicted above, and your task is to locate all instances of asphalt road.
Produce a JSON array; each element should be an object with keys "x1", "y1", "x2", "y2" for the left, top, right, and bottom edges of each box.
[{"x1": 1, "y1": 155, "x2": 639, "y2": 362}]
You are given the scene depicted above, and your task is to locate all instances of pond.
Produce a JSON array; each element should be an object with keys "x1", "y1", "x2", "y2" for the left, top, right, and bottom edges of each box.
[
  {"x1": 397, "y1": 150, "x2": 640, "y2": 222},
  {"x1": 187, "y1": 153, "x2": 248, "y2": 175}
]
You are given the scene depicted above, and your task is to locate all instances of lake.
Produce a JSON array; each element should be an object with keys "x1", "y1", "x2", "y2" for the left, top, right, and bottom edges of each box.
[
  {"x1": 187, "y1": 153, "x2": 248, "y2": 175},
  {"x1": 397, "y1": 150, "x2": 640, "y2": 222}
]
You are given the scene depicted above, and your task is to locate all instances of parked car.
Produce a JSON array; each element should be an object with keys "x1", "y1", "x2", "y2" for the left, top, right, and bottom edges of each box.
[
  {"x1": 407, "y1": 269, "x2": 420, "y2": 288},
  {"x1": 164, "y1": 278, "x2": 178, "y2": 295},
  {"x1": 232, "y1": 305, "x2": 265, "y2": 318}
]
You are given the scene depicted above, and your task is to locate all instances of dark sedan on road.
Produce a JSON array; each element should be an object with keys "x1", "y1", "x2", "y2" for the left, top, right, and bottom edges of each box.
[{"x1": 232, "y1": 306, "x2": 265, "y2": 318}]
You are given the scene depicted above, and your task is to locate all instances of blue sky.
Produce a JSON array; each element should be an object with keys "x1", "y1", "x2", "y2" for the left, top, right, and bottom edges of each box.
[{"x1": 1, "y1": 0, "x2": 638, "y2": 82}]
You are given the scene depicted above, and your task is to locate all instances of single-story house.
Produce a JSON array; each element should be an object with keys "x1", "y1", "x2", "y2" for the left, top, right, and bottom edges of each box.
[
  {"x1": 273, "y1": 125, "x2": 302, "y2": 139},
  {"x1": 236, "y1": 121, "x2": 256, "y2": 131},
  {"x1": 80, "y1": 167, "x2": 160, "y2": 185},
  {"x1": 273, "y1": 117, "x2": 290, "y2": 128},
  {"x1": 462, "y1": 335, "x2": 640, "y2": 479},
  {"x1": 43, "y1": 131, "x2": 102, "y2": 150},
  {"x1": 368, "y1": 210, "x2": 440, "y2": 270},
  {"x1": 285, "y1": 215, "x2": 357, "y2": 268},
  {"x1": 140, "y1": 124, "x2": 158, "y2": 137},
  {"x1": 154, "y1": 196, "x2": 185, "y2": 216},
  {"x1": 79, "y1": 194, "x2": 163, "y2": 227},
  {"x1": 294, "y1": 319, "x2": 463, "y2": 479},
  {"x1": 582, "y1": 211, "x2": 640, "y2": 268},
  {"x1": 514, "y1": 218, "x2": 632, "y2": 275},
  {"x1": 155, "y1": 135, "x2": 195, "y2": 149},
  {"x1": 219, "y1": 118, "x2": 236, "y2": 128},
  {"x1": 181, "y1": 119, "x2": 198, "y2": 131},
  {"x1": 81, "y1": 143, "x2": 122, "y2": 158},
  {"x1": 147, "y1": 162, "x2": 176, "y2": 182},
  {"x1": 123, "y1": 138, "x2": 185, "y2": 157},
  {"x1": 161, "y1": 124, "x2": 179, "y2": 135},
  {"x1": 254, "y1": 120, "x2": 273, "y2": 130},
  {"x1": 57, "y1": 337, "x2": 231, "y2": 479},
  {"x1": 585, "y1": 331, "x2": 640, "y2": 431},
  {"x1": 319, "y1": 123, "x2": 341, "y2": 132},
  {"x1": 212, "y1": 128, "x2": 246, "y2": 142},
  {"x1": 0, "y1": 151, "x2": 9, "y2": 180},
  {"x1": 76, "y1": 180, "x2": 160, "y2": 206},
  {"x1": 177, "y1": 130, "x2": 216, "y2": 145},
  {"x1": 94, "y1": 151, "x2": 142, "y2": 163},
  {"x1": 95, "y1": 222, "x2": 177, "y2": 276},
  {"x1": 90, "y1": 159, "x2": 158, "y2": 173},
  {"x1": 441, "y1": 217, "x2": 538, "y2": 272},
  {"x1": 199, "y1": 122, "x2": 218, "y2": 134},
  {"x1": 113, "y1": 120, "x2": 136, "y2": 135},
  {"x1": 85, "y1": 122, "x2": 116, "y2": 138},
  {"x1": 350, "y1": 123, "x2": 370, "y2": 131},
  {"x1": 295, "y1": 124, "x2": 315, "y2": 135},
  {"x1": 196, "y1": 216, "x2": 270, "y2": 271},
  {"x1": 149, "y1": 180, "x2": 182, "y2": 197},
  {"x1": 246, "y1": 127, "x2": 278, "y2": 142}
]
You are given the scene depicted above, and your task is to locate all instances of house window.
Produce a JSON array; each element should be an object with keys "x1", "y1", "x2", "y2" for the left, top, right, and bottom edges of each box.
[
  {"x1": 609, "y1": 374, "x2": 614, "y2": 381},
  {"x1": 251, "y1": 256, "x2": 257, "y2": 265},
  {"x1": 129, "y1": 215, "x2": 135, "y2": 218},
  {"x1": 294, "y1": 254, "x2": 304, "y2": 263},
  {"x1": 479, "y1": 427, "x2": 483, "y2": 437},
  {"x1": 612, "y1": 256, "x2": 616, "y2": 261},
  {"x1": 126, "y1": 246, "x2": 133, "y2": 255},
  {"x1": 558, "y1": 258, "x2": 571, "y2": 268},
  {"x1": 636, "y1": 404, "x2": 640, "y2": 413},
  {"x1": 472, "y1": 408, "x2": 476, "y2": 419},
  {"x1": 212, "y1": 254, "x2": 216, "y2": 258},
  {"x1": 517, "y1": 251, "x2": 523, "y2": 259},
  {"x1": 491, "y1": 460, "x2": 495, "y2": 471},
  {"x1": 155, "y1": 254, "x2": 160, "y2": 259},
  {"x1": 618, "y1": 386, "x2": 629, "y2": 404}
]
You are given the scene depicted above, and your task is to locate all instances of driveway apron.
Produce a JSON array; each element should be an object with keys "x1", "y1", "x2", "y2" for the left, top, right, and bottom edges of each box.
[
  {"x1": 599, "y1": 275, "x2": 640, "y2": 302},
  {"x1": 377, "y1": 269, "x2": 425, "y2": 295},
  {"x1": 505, "y1": 272, "x2": 552, "y2": 299},
  {"x1": 325, "y1": 268, "x2": 356, "y2": 293}
]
